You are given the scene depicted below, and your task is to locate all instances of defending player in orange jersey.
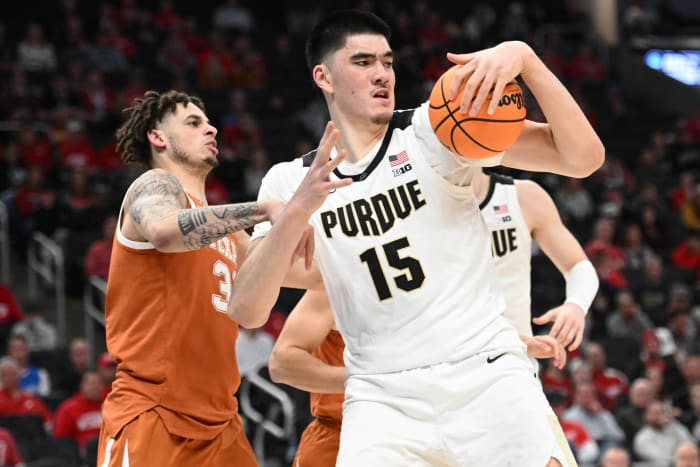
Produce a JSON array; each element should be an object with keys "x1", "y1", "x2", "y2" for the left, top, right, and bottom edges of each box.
[{"x1": 97, "y1": 90, "x2": 347, "y2": 467}]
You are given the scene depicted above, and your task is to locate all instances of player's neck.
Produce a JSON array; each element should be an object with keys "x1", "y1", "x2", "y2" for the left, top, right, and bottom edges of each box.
[
  {"x1": 472, "y1": 170, "x2": 490, "y2": 204},
  {"x1": 331, "y1": 114, "x2": 388, "y2": 164}
]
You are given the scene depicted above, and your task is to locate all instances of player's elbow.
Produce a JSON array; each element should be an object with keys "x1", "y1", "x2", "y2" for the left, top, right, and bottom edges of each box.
[
  {"x1": 267, "y1": 348, "x2": 287, "y2": 384},
  {"x1": 570, "y1": 137, "x2": 605, "y2": 178},
  {"x1": 226, "y1": 300, "x2": 269, "y2": 329}
]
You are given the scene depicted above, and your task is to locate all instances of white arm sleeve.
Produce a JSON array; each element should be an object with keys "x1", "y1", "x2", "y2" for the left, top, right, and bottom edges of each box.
[
  {"x1": 413, "y1": 102, "x2": 504, "y2": 186},
  {"x1": 564, "y1": 260, "x2": 599, "y2": 314}
]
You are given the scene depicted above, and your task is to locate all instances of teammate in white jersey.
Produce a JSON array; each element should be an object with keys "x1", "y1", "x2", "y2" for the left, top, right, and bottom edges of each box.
[
  {"x1": 229, "y1": 9, "x2": 604, "y2": 467},
  {"x1": 474, "y1": 169, "x2": 599, "y2": 352}
]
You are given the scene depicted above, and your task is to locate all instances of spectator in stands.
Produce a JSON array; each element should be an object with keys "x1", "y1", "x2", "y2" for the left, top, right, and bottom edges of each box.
[
  {"x1": 83, "y1": 215, "x2": 116, "y2": 280},
  {"x1": 633, "y1": 256, "x2": 670, "y2": 326},
  {"x1": 634, "y1": 400, "x2": 694, "y2": 465},
  {"x1": 672, "y1": 231, "x2": 700, "y2": 274},
  {"x1": 679, "y1": 383, "x2": 700, "y2": 441},
  {"x1": 605, "y1": 290, "x2": 653, "y2": 343},
  {"x1": 563, "y1": 381, "x2": 625, "y2": 451},
  {"x1": 58, "y1": 120, "x2": 98, "y2": 172},
  {"x1": 665, "y1": 294, "x2": 699, "y2": 362},
  {"x1": 547, "y1": 390, "x2": 600, "y2": 465},
  {"x1": 671, "y1": 172, "x2": 696, "y2": 212},
  {"x1": 620, "y1": 223, "x2": 655, "y2": 282},
  {"x1": 6, "y1": 334, "x2": 50, "y2": 397},
  {"x1": 585, "y1": 342, "x2": 629, "y2": 411},
  {"x1": 16, "y1": 23, "x2": 56, "y2": 76},
  {"x1": 235, "y1": 328, "x2": 274, "y2": 377},
  {"x1": 673, "y1": 355, "x2": 700, "y2": 412},
  {"x1": 680, "y1": 185, "x2": 700, "y2": 231},
  {"x1": 0, "y1": 427, "x2": 23, "y2": 467},
  {"x1": 0, "y1": 284, "x2": 24, "y2": 349},
  {"x1": 0, "y1": 357, "x2": 51, "y2": 428},
  {"x1": 212, "y1": 0, "x2": 255, "y2": 34},
  {"x1": 16, "y1": 126, "x2": 52, "y2": 169},
  {"x1": 615, "y1": 377, "x2": 653, "y2": 451},
  {"x1": 599, "y1": 446, "x2": 630, "y2": 467},
  {"x1": 675, "y1": 441, "x2": 700, "y2": 467},
  {"x1": 555, "y1": 177, "x2": 594, "y2": 236},
  {"x1": 631, "y1": 329, "x2": 684, "y2": 396},
  {"x1": 54, "y1": 338, "x2": 89, "y2": 397},
  {"x1": 10, "y1": 302, "x2": 57, "y2": 352},
  {"x1": 96, "y1": 352, "x2": 116, "y2": 399},
  {"x1": 53, "y1": 371, "x2": 103, "y2": 452}
]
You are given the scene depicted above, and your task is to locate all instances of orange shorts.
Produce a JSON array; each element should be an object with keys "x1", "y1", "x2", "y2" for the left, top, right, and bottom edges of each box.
[
  {"x1": 293, "y1": 418, "x2": 341, "y2": 467},
  {"x1": 96, "y1": 409, "x2": 257, "y2": 467}
]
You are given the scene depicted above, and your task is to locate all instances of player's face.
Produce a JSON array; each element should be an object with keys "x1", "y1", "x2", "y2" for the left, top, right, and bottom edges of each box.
[
  {"x1": 160, "y1": 103, "x2": 219, "y2": 170},
  {"x1": 327, "y1": 33, "x2": 395, "y2": 125}
]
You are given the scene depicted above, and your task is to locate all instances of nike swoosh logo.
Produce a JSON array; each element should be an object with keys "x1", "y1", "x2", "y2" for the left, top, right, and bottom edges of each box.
[{"x1": 486, "y1": 352, "x2": 507, "y2": 364}]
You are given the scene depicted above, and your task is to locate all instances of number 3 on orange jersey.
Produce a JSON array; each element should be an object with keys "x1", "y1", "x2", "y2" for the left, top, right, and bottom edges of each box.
[{"x1": 212, "y1": 260, "x2": 235, "y2": 313}]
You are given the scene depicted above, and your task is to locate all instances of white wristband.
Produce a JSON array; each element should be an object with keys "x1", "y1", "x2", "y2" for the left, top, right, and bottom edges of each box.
[{"x1": 564, "y1": 260, "x2": 599, "y2": 314}]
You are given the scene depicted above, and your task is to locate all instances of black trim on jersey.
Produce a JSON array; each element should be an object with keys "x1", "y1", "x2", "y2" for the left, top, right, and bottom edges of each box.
[
  {"x1": 478, "y1": 172, "x2": 514, "y2": 210},
  {"x1": 301, "y1": 150, "x2": 317, "y2": 167},
  {"x1": 332, "y1": 109, "x2": 416, "y2": 182}
]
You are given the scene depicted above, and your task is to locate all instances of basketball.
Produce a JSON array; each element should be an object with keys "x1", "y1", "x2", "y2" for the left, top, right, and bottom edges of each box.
[{"x1": 429, "y1": 65, "x2": 527, "y2": 159}]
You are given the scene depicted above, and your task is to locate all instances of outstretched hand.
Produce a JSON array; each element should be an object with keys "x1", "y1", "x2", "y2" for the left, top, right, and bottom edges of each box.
[
  {"x1": 524, "y1": 335, "x2": 567, "y2": 369},
  {"x1": 446, "y1": 41, "x2": 532, "y2": 116},
  {"x1": 532, "y1": 303, "x2": 586, "y2": 351},
  {"x1": 283, "y1": 121, "x2": 352, "y2": 268},
  {"x1": 289, "y1": 121, "x2": 353, "y2": 217}
]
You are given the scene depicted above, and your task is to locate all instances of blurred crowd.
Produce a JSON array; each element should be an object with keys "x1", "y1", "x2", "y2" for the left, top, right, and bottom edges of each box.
[{"x1": 0, "y1": 0, "x2": 698, "y2": 466}]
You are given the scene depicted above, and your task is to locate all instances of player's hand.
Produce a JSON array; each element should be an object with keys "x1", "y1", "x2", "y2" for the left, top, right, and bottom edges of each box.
[
  {"x1": 288, "y1": 121, "x2": 352, "y2": 216},
  {"x1": 532, "y1": 303, "x2": 586, "y2": 351},
  {"x1": 446, "y1": 41, "x2": 532, "y2": 116},
  {"x1": 524, "y1": 335, "x2": 567, "y2": 369}
]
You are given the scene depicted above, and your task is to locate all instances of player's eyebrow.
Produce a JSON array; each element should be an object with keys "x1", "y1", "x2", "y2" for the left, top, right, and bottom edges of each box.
[
  {"x1": 349, "y1": 51, "x2": 394, "y2": 60},
  {"x1": 185, "y1": 114, "x2": 209, "y2": 125}
]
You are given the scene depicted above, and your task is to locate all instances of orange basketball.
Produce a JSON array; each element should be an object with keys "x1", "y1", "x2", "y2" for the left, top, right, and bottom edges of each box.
[{"x1": 428, "y1": 65, "x2": 526, "y2": 159}]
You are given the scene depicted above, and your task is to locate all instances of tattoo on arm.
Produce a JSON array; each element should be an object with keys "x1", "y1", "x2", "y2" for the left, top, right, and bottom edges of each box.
[
  {"x1": 128, "y1": 169, "x2": 186, "y2": 228},
  {"x1": 178, "y1": 210, "x2": 208, "y2": 235},
  {"x1": 127, "y1": 170, "x2": 269, "y2": 250},
  {"x1": 180, "y1": 202, "x2": 268, "y2": 250}
]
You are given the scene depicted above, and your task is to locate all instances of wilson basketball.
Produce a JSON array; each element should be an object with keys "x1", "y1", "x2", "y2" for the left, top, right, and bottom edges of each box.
[{"x1": 428, "y1": 66, "x2": 526, "y2": 159}]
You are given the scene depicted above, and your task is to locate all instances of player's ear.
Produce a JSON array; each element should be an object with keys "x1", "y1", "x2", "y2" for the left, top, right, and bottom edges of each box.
[
  {"x1": 313, "y1": 64, "x2": 333, "y2": 93},
  {"x1": 147, "y1": 129, "x2": 166, "y2": 150}
]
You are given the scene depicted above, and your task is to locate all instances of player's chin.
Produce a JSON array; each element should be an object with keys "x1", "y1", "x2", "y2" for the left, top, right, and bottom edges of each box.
[
  {"x1": 204, "y1": 156, "x2": 219, "y2": 168},
  {"x1": 371, "y1": 110, "x2": 393, "y2": 125}
]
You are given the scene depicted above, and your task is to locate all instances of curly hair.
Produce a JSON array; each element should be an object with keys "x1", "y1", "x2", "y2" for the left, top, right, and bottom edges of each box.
[{"x1": 115, "y1": 90, "x2": 205, "y2": 170}]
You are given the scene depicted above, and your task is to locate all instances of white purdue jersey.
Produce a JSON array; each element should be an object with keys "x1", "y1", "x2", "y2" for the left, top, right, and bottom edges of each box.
[
  {"x1": 253, "y1": 103, "x2": 517, "y2": 376},
  {"x1": 479, "y1": 173, "x2": 533, "y2": 337}
]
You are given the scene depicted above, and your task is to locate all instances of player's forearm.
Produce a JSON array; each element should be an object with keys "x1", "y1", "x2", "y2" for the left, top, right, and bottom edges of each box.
[
  {"x1": 143, "y1": 202, "x2": 269, "y2": 252},
  {"x1": 520, "y1": 48, "x2": 604, "y2": 177},
  {"x1": 227, "y1": 204, "x2": 313, "y2": 328},
  {"x1": 269, "y1": 347, "x2": 346, "y2": 394}
]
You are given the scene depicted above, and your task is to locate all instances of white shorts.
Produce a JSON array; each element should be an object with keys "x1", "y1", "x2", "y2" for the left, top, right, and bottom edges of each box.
[{"x1": 337, "y1": 332, "x2": 575, "y2": 467}]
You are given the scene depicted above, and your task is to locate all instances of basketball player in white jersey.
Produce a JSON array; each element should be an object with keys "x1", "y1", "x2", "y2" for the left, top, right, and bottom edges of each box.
[
  {"x1": 228, "y1": 9, "x2": 604, "y2": 467},
  {"x1": 474, "y1": 168, "x2": 599, "y2": 357}
]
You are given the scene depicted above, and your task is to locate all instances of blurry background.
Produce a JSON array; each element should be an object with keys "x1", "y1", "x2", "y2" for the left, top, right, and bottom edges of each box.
[{"x1": 0, "y1": 0, "x2": 698, "y2": 466}]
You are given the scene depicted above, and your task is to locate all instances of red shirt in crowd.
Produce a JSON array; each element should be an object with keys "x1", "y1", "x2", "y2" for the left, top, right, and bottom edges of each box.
[
  {"x1": 0, "y1": 388, "x2": 52, "y2": 424},
  {"x1": 0, "y1": 285, "x2": 24, "y2": 325},
  {"x1": 0, "y1": 428, "x2": 23, "y2": 467},
  {"x1": 53, "y1": 393, "x2": 103, "y2": 449}
]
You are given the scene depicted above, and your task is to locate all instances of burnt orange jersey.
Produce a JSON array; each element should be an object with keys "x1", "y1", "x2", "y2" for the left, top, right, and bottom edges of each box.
[
  {"x1": 102, "y1": 196, "x2": 242, "y2": 440},
  {"x1": 310, "y1": 330, "x2": 345, "y2": 423}
]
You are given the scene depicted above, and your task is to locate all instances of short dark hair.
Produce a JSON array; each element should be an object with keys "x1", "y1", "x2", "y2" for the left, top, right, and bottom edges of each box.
[
  {"x1": 115, "y1": 90, "x2": 205, "y2": 170},
  {"x1": 305, "y1": 9, "x2": 391, "y2": 71}
]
